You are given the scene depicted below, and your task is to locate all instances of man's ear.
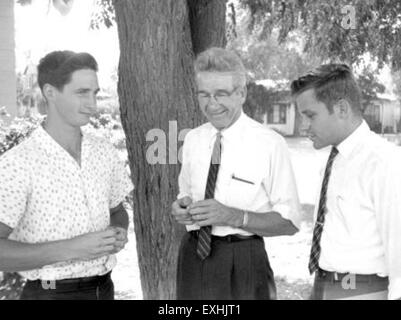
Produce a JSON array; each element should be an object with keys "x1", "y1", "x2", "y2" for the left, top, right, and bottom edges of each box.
[
  {"x1": 238, "y1": 85, "x2": 247, "y2": 104},
  {"x1": 42, "y1": 84, "x2": 57, "y2": 102},
  {"x1": 333, "y1": 99, "x2": 351, "y2": 119}
]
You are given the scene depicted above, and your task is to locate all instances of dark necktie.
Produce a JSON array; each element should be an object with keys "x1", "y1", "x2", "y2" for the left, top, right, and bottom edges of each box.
[
  {"x1": 196, "y1": 132, "x2": 222, "y2": 260},
  {"x1": 308, "y1": 146, "x2": 339, "y2": 274}
]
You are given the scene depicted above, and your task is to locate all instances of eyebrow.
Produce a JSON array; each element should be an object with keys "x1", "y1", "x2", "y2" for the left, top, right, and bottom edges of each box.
[
  {"x1": 301, "y1": 110, "x2": 316, "y2": 115},
  {"x1": 75, "y1": 88, "x2": 100, "y2": 94},
  {"x1": 197, "y1": 89, "x2": 231, "y2": 94}
]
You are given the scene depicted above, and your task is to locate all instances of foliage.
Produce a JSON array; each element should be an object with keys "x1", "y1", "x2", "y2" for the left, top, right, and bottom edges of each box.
[
  {"x1": 87, "y1": 113, "x2": 127, "y2": 150},
  {"x1": 0, "y1": 112, "x2": 43, "y2": 156},
  {"x1": 227, "y1": 2, "x2": 319, "y2": 91},
  {"x1": 237, "y1": 0, "x2": 401, "y2": 71},
  {"x1": 0, "y1": 273, "x2": 25, "y2": 300},
  {"x1": 90, "y1": 0, "x2": 115, "y2": 29},
  {"x1": 358, "y1": 66, "x2": 386, "y2": 108}
]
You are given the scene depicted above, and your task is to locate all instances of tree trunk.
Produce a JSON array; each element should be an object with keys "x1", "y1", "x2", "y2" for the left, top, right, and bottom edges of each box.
[
  {"x1": 0, "y1": 0, "x2": 17, "y2": 120},
  {"x1": 187, "y1": 0, "x2": 227, "y2": 55},
  {"x1": 114, "y1": 0, "x2": 226, "y2": 300}
]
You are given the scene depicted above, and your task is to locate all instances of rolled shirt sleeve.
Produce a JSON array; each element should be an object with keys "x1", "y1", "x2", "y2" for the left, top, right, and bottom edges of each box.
[
  {"x1": 264, "y1": 135, "x2": 301, "y2": 229},
  {"x1": 108, "y1": 146, "x2": 134, "y2": 209},
  {"x1": 177, "y1": 130, "x2": 192, "y2": 200}
]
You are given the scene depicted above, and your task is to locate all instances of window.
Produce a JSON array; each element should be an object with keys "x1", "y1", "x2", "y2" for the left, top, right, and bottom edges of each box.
[
  {"x1": 363, "y1": 104, "x2": 381, "y2": 133},
  {"x1": 267, "y1": 104, "x2": 287, "y2": 124}
]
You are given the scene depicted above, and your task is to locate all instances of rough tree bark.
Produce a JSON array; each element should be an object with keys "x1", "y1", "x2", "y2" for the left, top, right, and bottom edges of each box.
[
  {"x1": 187, "y1": 0, "x2": 227, "y2": 55},
  {"x1": 114, "y1": 0, "x2": 226, "y2": 299}
]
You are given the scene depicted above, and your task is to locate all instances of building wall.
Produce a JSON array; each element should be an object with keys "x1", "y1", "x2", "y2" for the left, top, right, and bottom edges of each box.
[
  {"x1": 264, "y1": 103, "x2": 296, "y2": 136},
  {"x1": 382, "y1": 100, "x2": 400, "y2": 133},
  {"x1": 0, "y1": 0, "x2": 17, "y2": 120},
  {"x1": 366, "y1": 99, "x2": 401, "y2": 133}
]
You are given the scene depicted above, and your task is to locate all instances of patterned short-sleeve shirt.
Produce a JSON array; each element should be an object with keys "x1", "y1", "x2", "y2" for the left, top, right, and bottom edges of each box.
[{"x1": 0, "y1": 125, "x2": 133, "y2": 280}]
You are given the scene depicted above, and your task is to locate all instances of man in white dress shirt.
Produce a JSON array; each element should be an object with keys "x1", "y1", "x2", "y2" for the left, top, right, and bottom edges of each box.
[
  {"x1": 292, "y1": 63, "x2": 401, "y2": 300},
  {"x1": 171, "y1": 47, "x2": 301, "y2": 300},
  {"x1": 0, "y1": 51, "x2": 133, "y2": 300}
]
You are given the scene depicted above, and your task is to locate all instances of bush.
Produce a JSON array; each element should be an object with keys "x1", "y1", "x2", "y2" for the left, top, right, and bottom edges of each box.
[
  {"x1": 0, "y1": 273, "x2": 25, "y2": 300},
  {"x1": 0, "y1": 113, "x2": 43, "y2": 156}
]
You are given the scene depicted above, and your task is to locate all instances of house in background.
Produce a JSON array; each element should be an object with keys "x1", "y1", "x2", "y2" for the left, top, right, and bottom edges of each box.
[
  {"x1": 248, "y1": 79, "x2": 401, "y2": 137},
  {"x1": 253, "y1": 79, "x2": 296, "y2": 136},
  {"x1": 363, "y1": 92, "x2": 401, "y2": 134},
  {"x1": 0, "y1": 0, "x2": 17, "y2": 121}
]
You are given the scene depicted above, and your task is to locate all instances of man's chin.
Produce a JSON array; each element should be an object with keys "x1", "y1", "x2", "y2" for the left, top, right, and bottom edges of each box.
[
  {"x1": 209, "y1": 119, "x2": 228, "y2": 130},
  {"x1": 313, "y1": 141, "x2": 329, "y2": 150},
  {"x1": 78, "y1": 116, "x2": 91, "y2": 126}
]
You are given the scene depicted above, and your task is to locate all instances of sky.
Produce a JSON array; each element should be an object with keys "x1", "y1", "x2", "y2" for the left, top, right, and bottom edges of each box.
[{"x1": 15, "y1": 0, "x2": 120, "y2": 90}]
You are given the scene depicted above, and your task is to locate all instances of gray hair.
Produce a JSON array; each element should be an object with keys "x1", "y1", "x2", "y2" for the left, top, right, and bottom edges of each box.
[{"x1": 194, "y1": 47, "x2": 247, "y2": 88}]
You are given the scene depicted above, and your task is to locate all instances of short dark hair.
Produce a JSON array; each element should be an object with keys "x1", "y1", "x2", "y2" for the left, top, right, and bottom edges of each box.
[
  {"x1": 290, "y1": 64, "x2": 362, "y2": 115},
  {"x1": 37, "y1": 50, "x2": 98, "y2": 92}
]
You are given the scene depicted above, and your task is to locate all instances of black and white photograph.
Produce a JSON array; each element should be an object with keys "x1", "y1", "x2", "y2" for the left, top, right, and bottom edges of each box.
[{"x1": 1, "y1": 0, "x2": 401, "y2": 305}]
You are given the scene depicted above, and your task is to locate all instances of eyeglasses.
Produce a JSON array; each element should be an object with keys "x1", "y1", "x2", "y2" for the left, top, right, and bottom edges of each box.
[{"x1": 196, "y1": 88, "x2": 238, "y2": 104}]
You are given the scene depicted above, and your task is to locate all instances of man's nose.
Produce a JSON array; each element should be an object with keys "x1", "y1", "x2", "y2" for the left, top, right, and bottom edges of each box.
[
  {"x1": 300, "y1": 117, "x2": 311, "y2": 132},
  {"x1": 85, "y1": 95, "x2": 97, "y2": 113},
  {"x1": 206, "y1": 95, "x2": 220, "y2": 109}
]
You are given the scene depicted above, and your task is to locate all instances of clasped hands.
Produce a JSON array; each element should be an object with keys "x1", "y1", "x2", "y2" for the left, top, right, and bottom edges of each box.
[
  {"x1": 68, "y1": 226, "x2": 128, "y2": 261},
  {"x1": 107, "y1": 226, "x2": 129, "y2": 254},
  {"x1": 171, "y1": 196, "x2": 242, "y2": 228}
]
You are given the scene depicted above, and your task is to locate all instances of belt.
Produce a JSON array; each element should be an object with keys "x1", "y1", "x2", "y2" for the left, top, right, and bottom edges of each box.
[
  {"x1": 189, "y1": 230, "x2": 261, "y2": 242},
  {"x1": 27, "y1": 271, "x2": 111, "y2": 286},
  {"x1": 317, "y1": 268, "x2": 388, "y2": 283}
]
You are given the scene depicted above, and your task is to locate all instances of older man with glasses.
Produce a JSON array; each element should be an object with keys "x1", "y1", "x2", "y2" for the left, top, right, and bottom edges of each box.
[{"x1": 171, "y1": 47, "x2": 301, "y2": 300}]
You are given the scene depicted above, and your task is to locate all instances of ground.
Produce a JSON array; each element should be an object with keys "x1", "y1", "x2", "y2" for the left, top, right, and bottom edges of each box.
[{"x1": 111, "y1": 137, "x2": 329, "y2": 300}]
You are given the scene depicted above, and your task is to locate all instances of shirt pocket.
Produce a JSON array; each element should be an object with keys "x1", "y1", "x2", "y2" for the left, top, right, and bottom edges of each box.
[
  {"x1": 334, "y1": 185, "x2": 367, "y2": 239},
  {"x1": 225, "y1": 171, "x2": 262, "y2": 209}
]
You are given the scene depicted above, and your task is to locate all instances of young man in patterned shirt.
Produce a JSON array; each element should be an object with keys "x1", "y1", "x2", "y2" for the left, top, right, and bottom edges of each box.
[{"x1": 0, "y1": 51, "x2": 133, "y2": 300}]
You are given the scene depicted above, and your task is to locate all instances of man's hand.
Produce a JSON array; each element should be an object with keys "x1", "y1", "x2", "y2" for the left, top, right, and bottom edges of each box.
[
  {"x1": 171, "y1": 196, "x2": 193, "y2": 225},
  {"x1": 66, "y1": 229, "x2": 118, "y2": 261},
  {"x1": 188, "y1": 199, "x2": 242, "y2": 227},
  {"x1": 107, "y1": 226, "x2": 128, "y2": 254}
]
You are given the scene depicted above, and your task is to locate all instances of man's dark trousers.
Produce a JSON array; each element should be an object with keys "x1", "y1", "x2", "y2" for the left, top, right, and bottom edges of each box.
[
  {"x1": 177, "y1": 232, "x2": 276, "y2": 300},
  {"x1": 20, "y1": 272, "x2": 114, "y2": 300}
]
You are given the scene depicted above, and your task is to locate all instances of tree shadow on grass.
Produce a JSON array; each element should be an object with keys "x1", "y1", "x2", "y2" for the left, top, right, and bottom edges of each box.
[{"x1": 275, "y1": 276, "x2": 313, "y2": 300}]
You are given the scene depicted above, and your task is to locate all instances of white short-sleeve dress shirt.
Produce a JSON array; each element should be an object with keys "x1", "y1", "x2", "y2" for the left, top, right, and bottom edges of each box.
[
  {"x1": 0, "y1": 125, "x2": 133, "y2": 280},
  {"x1": 178, "y1": 112, "x2": 301, "y2": 236}
]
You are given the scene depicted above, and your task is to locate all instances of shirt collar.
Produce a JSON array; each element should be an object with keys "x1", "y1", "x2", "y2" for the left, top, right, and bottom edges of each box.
[
  {"x1": 33, "y1": 124, "x2": 85, "y2": 158},
  {"x1": 336, "y1": 120, "x2": 370, "y2": 159},
  {"x1": 208, "y1": 110, "x2": 246, "y2": 146}
]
